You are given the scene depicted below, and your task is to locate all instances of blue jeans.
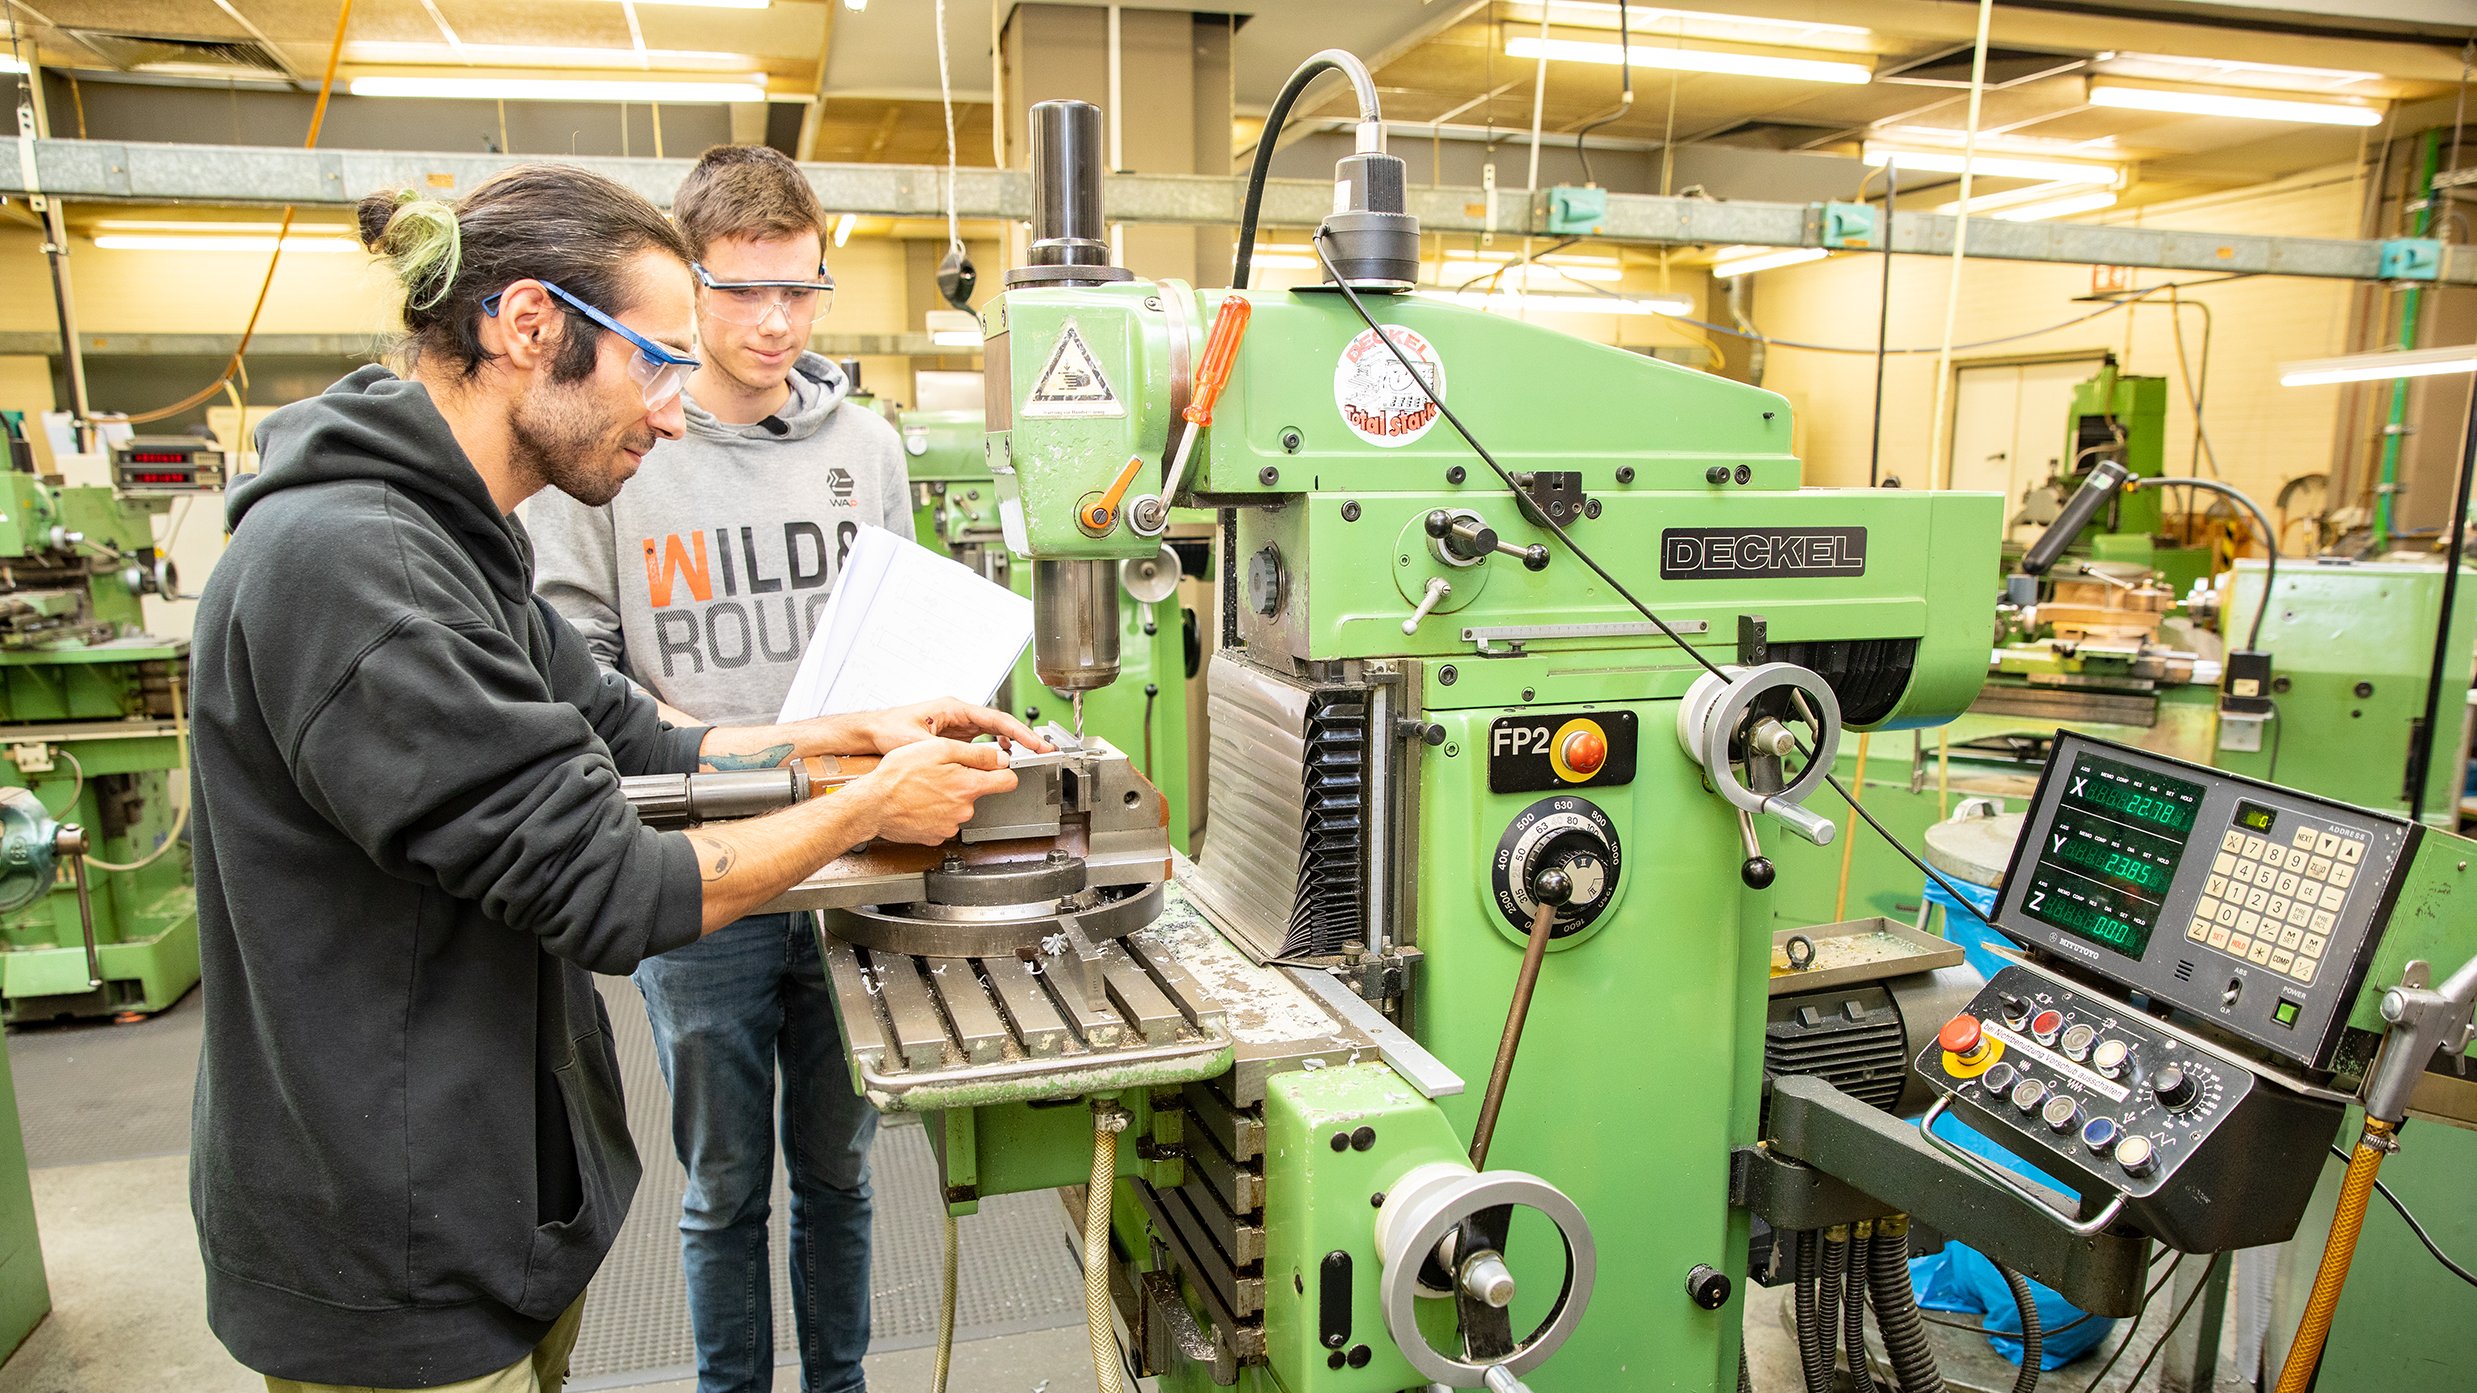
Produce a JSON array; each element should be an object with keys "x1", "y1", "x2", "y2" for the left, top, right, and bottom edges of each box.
[{"x1": 635, "y1": 913, "x2": 878, "y2": 1393}]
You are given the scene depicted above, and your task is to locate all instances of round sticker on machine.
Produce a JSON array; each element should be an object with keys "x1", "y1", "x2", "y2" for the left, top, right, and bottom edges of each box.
[{"x1": 1334, "y1": 325, "x2": 1447, "y2": 448}]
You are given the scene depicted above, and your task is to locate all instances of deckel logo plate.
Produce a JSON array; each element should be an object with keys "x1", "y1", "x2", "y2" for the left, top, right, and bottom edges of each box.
[{"x1": 1660, "y1": 527, "x2": 1867, "y2": 580}]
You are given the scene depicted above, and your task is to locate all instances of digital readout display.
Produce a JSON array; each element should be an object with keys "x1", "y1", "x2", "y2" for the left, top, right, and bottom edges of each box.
[
  {"x1": 127, "y1": 472, "x2": 194, "y2": 485},
  {"x1": 2020, "y1": 754, "x2": 2206, "y2": 959},
  {"x1": 2235, "y1": 801, "x2": 2277, "y2": 836}
]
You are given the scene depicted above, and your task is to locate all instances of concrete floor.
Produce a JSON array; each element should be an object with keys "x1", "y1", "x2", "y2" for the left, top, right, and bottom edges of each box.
[{"x1": 0, "y1": 1152, "x2": 1102, "y2": 1393}]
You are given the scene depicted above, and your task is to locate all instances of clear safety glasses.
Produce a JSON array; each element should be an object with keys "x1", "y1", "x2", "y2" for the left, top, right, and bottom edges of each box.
[
  {"x1": 693, "y1": 261, "x2": 837, "y2": 328},
  {"x1": 483, "y1": 278, "x2": 702, "y2": 410}
]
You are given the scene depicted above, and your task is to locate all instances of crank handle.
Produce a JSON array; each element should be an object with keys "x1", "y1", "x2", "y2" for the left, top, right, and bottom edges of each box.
[
  {"x1": 1735, "y1": 809, "x2": 1775, "y2": 890},
  {"x1": 1402, "y1": 576, "x2": 1452, "y2": 636},
  {"x1": 1483, "y1": 1367, "x2": 1534, "y2": 1393},
  {"x1": 1763, "y1": 797, "x2": 1838, "y2": 848}
]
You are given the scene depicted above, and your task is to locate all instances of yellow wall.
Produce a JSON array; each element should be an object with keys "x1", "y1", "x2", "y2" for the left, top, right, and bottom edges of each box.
[{"x1": 1749, "y1": 166, "x2": 2367, "y2": 511}]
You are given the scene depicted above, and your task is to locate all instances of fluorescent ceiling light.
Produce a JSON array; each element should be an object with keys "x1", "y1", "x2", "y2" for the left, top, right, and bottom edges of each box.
[
  {"x1": 1508, "y1": 4, "x2": 1869, "y2": 42},
  {"x1": 93, "y1": 234, "x2": 357, "y2": 253},
  {"x1": 1989, "y1": 190, "x2": 2119, "y2": 223},
  {"x1": 348, "y1": 75, "x2": 767, "y2": 103},
  {"x1": 94, "y1": 219, "x2": 355, "y2": 235},
  {"x1": 597, "y1": 0, "x2": 768, "y2": 8},
  {"x1": 345, "y1": 42, "x2": 758, "y2": 71},
  {"x1": 1247, "y1": 247, "x2": 1321, "y2": 271},
  {"x1": 1862, "y1": 142, "x2": 2120, "y2": 187},
  {"x1": 2280, "y1": 345, "x2": 2477, "y2": 388},
  {"x1": 1508, "y1": 35, "x2": 1871, "y2": 86},
  {"x1": 1933, "y1": 185, "x2": 2118, "y2": 222},
  {"x1": 2097, "y1": 52, "x2": 2382, "y2": 94},
  {"x1": 1442, "y1": 250, "x2": 1622, "y2": 283},
  {"x1": 832, "y1": 212, "x2": 856, "y2": 248},
  {"x1": 1436, "y1": 290, "x2": 1693, "y2": 317},
  {"x1": 925, "y1": 309, "x2": 979, "y2": 347},
  {"x1": 1710, "y1": 246, "x2": 1826, "y2": 277},
  {"x1": 2088, "y1": 83, "x2": 2381, "y2": 128}
]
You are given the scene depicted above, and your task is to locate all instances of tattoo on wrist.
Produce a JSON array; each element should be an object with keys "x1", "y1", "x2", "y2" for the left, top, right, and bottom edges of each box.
[
  {"x1": 704, "y1": 742, "x2": 796, "y2": 772},
  {"x1": 691, "y1": 837, "x2": 735, "y2": 882}
]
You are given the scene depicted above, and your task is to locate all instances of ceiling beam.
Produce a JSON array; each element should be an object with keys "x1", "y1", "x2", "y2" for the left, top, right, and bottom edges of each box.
[{"x1": 8, "y1": 137, "x2": 2464, "y2": 284}]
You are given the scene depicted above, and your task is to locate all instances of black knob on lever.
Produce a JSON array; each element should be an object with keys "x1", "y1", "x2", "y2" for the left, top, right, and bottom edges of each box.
[
  {"x1": 1740, "y1": 856, "x2": 1776, "y2": 890},
  {"x1": 1532, "y1": 866, "x2": 1574, "y2": 908},
  {"x1": 1426, "y1": 509, "x2": 1499, "y2": 562}
]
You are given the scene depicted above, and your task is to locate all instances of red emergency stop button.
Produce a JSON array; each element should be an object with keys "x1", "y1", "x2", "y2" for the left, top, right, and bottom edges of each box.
[
  {"x1": 1560, "y1": 727, "x2": 1607, "y2": 776},
  {"x1": 1939, "y1": 1014, "x2": 1984, "y2": 1057}
]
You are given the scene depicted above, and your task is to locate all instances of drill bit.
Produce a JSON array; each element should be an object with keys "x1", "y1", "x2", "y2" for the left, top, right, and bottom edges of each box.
[{"x1": 1071, "y1": 691, "x2": 1085, "y2": 746}]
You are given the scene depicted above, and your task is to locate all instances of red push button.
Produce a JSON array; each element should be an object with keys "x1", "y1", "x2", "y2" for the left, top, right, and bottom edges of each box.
[
  {"x1": 1560, "y1": 727, "x2": 1607, "y2": 777},
  {"x1": 2030, "y1": 1010, "x2": 2064, "y2": 1046},
  {"x1": 1938, "y1": 1014, "x2": 1984, "y2": 1057}
]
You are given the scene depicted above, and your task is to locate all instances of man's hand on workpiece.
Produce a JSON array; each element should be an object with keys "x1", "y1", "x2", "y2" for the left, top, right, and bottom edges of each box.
[
  {"x1": 849, "y1": 738, "x2": 1020, "y2": 845},
  {"x1": 837, "y1": 699, "x2": 1052, "y2": 756}
]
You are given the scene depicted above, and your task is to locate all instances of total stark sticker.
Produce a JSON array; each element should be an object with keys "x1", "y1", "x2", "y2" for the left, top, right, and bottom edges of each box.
[
  {"x1": 1335, "y1": 325, "x2": 1446, "y2": 448},
  {"x1": 1021, "y1": 322, "x2": 1123, "y2": 418}
]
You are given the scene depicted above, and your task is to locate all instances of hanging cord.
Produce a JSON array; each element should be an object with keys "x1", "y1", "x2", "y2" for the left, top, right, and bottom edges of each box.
[
  {"x1": 1924, "y1": 0, "x2": 1998, "y2": 490},
  {"x1": 1231, "y1": 52, "x2": 1381, "y2": 290},
  {"x1": 2336, "y1": 1141, "x2": 2477, "y2": 1287},
  {"x1": 40, "y1": 748, "x2": 85, "y2": 822},
  {"x1": 1844, "y1": 1223, "x2": 1879, "y2": 1393},
  {"x1": 1815, "y1": 1229, "x2": 1848, "y2": 1392},
  {"x1": 2125, "y1": 477, "x2": 2277, "y2": 650},
  {"x1": 1867, "y1": 1217, "x2": 1945, "y2": 1393},
  {"x1": 1571, "y1": 0, "x2": 1633, "y2": 188},
  {"x1": 933, "y1": 0, "x2": 964, "y2": 260},
  {"x1": 1794, "y1": 1230, "x2": 1831, "y2": 1393},
  {"x1": 2071, "y1": 1252, "x2": 2183, "y2": 1392},
  {"x1": 122, "y1": 0, "x2": 357, "y2": 425},
  {"x1": 2108, "y1": 1252, "x2": 2223, "y2": 1393}
]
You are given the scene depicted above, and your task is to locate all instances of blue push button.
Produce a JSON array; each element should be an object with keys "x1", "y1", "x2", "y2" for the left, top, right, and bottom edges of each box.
[{"x1": 2082, "y1": 1116, "x2": 2121, "y2": 1153}]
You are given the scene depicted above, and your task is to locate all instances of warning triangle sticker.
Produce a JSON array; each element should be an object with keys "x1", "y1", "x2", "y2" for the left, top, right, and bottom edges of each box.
[{"x1": 1021, "y1": 323, "x2": 1125, "y2": 418}]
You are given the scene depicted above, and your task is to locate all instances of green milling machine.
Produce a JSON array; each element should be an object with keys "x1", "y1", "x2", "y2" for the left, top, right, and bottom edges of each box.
[
  {"x1": 899, "y1": 406, "x2": 1205, "y2": 854},
  {"x1": 0, "y1": 420, "x2": 198, "y2": 1022},
  {"x1": 655, "y1": 62, "x2": 2477, "y2": 1393}
]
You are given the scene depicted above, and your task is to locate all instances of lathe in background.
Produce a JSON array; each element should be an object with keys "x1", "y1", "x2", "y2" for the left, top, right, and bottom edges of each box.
[
  {"x1": 0, "y1": 416, "x2": 197, "y2": 1022},
  {"x1": 900, "y1": 404, "x2": 1209, "y2": 854}
]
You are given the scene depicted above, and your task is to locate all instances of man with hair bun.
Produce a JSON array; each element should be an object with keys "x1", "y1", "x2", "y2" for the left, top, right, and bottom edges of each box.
[
  {"x1": 530, "y1": 142, "x2": 901, "y2": 1393},
  {"x1": 187, "y1": 162, "x2": 1045, "y2": 1393}
]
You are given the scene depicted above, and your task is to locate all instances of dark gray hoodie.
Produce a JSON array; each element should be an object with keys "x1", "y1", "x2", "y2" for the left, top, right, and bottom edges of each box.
[{"x1": 188, "y1": 365, "x2": 709, "y2": 1384}]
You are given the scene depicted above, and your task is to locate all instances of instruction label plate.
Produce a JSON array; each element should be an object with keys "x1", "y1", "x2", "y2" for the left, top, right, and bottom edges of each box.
[{"x1": 1659, "y1": 527, "x2": 1867, "y2": 580}]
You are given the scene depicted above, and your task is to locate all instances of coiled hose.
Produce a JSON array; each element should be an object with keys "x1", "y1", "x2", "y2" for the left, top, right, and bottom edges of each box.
[
  {"x1": 1845, "y1": 1223, "x2": 1878, "y2": 1393},
  {"x1": 1794, "y1": 1230, "x2": 1830, "y2": 1393},
  {"x1": 2275, "y1": 1117, "x2": 2396, "y2": 1393},
  {"x1": 1086, "y1": 1102, "x2": 1130, "y2": 1393},
  {"x1": 1867, "y1": 1217, "x2": 1946, "y2": 1393},
  {"x1": 1817, "y1": 1228, "x2": 1848, "y2": 1388},
  {"x1": 1991, "y1": 1261, "x2": 2042, "y2": 1393}
]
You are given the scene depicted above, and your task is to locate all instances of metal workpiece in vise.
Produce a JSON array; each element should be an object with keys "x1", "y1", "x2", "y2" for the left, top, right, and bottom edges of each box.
[
  {"x1": 1374, "y1": 1161, "x2": 1595, "y2": 1392},
  {"x1": 781, "y1": 734, "x2": 1174, "y2": 1008},
  {"x1": 621, "y1": 767, "x2": 812, "y2": 829},
  {"x1": 1677, "y1": 663, "x2": 1844, "y2": 888},
  {"x1": 0, "y1": 786, "x2": 99, "y2": 988}
]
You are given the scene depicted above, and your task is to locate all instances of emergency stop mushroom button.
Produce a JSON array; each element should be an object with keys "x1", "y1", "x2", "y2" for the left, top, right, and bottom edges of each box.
[
  {"x1": 1559, "y1": 727, "x2": 1607, "y2": 777},
  {"x1": 1939, "y1": 1014, "x2": 1988, "y2": 1067}
]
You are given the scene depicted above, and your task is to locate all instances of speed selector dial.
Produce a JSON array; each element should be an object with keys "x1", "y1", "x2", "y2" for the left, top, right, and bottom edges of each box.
[
  {"x1": 2151, "y1": 1065, "x2": 2198, "y2": 1112},
  {"x1": 1492, "y1": 796, "x2": 1623, "y2": 939}
]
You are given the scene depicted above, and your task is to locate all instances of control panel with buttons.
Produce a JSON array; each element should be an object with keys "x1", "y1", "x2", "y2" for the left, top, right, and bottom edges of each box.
[
  {"x1": 1991, "y1": 733, "x2": 2419, "y2": 1070},
  {"x1": 1917, "y1": 965, "x2": 2341, "y2": 1252}
]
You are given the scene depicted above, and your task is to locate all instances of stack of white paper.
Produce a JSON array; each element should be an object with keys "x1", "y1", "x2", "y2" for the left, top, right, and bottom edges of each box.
[{"x1": 775, "y1": 525, "x2": 1035, "y2": 723}]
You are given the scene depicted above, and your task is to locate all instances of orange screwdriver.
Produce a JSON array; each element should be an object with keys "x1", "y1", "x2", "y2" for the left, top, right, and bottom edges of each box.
[{"x1": 1131, "y1": 293, "x2": 1252, "y2": 536}]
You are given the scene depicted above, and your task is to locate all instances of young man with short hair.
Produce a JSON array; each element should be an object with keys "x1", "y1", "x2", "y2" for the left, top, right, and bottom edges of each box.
[
  {"x1": 531, "y1": 145, "x2": 910, "y2": 1393},
  {"x1": 189, "y1": 162, "x2": 1037, "y2": 1393}
]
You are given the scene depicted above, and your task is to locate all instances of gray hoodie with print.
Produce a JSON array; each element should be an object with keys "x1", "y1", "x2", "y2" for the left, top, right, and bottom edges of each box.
[{"x1": 530, "y1": 353, "x2": 912, "y2": 726}]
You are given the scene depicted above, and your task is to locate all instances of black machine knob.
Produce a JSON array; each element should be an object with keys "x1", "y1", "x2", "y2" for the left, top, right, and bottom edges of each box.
[
  {"x1": 1739, "y1": 855, "x2": 1775, "y2": 890},
  {"x1": 2151, "y1": 1065, "x2": 2198, "y2": 1112},
  {"x1": 1532, "y1": 867, "x2": 1574, "y2": 908},
  {"x1": 1685, "y1": 1265, "x2": 1732, "y2": 1311},
  {"x1": 1999, "y1": 993, "x2": 2032, "y2": 1028}
]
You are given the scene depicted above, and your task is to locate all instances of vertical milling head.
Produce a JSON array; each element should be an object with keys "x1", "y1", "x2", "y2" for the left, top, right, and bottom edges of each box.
[{"x1": 1033, "y1": 559, "x2": 1122, "y2": 692}]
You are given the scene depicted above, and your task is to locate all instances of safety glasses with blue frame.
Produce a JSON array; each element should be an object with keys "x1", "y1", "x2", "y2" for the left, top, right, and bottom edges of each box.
[{"x1": 482, "y1": 278, "x2": 701, "y2": 410}]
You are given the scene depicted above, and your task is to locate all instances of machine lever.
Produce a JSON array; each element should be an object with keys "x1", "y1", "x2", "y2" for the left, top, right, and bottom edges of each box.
[
  {"x1": 1734, "y1": 809, "x2": 1774, "y2": 890},
  {"x1": 1402, "y1": 577, "x2": 1453, "y2": 635},
  {"x1": 1079, "y1": 454, "x2": 1149, "y2": 535},
  {"x1": 1132, "y1": 294, "x2": 1253, "y2": 535},
  {"x1": 1920, "y1": 1095, "x2": 2129, "y2": 1238},
  {"x1": 1762, "y1": 797, "x2": 1839, "y2": 848},
  {"x1": 1470, "y1": 873, "x2": 1565, "y2": 1171},
  {"x1": 1425, "y1": 509, "x2": 1550, "y2": 572}
]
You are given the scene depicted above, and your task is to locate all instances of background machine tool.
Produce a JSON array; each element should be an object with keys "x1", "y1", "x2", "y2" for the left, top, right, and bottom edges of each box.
[
  {"x1": 899, "y1": 405, "x2": 1205, "y2": 853},
  {"x1": 0, "y1": 420, "x2": 195, "y2": 1020}
]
